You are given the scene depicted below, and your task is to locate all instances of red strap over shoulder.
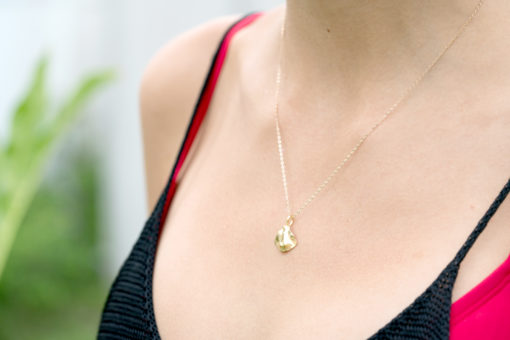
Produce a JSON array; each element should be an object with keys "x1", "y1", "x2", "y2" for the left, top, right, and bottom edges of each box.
[{"x1": 158, "y1": 11, "x2": 264, "y2": 235}]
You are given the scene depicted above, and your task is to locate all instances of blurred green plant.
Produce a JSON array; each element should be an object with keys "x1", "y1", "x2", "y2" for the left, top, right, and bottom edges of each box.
[
  {"x1": 0, "y1": 57, "x2": 114, "y2": 281},
  {"x1": 0, "y1": 149, "x2": 107, "y2": 340}
]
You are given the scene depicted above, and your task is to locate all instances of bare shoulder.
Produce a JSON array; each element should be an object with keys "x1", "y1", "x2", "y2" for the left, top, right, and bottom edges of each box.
[{"x1": 140, "y1": 14, "x2": 244, "y2": 210}]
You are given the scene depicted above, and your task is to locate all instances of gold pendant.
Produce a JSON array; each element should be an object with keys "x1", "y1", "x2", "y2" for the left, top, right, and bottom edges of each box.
[{"x1": 274, "y1": 215, "x2": 297, "y2": 252}]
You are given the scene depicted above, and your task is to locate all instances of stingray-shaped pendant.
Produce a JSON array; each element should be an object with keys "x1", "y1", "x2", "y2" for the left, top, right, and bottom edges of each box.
[{"x1": 274, "y1": 215, "x2": 297, "y2": 253}]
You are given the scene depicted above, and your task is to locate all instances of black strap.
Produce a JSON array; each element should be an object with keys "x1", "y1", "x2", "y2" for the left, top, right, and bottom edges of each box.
[
  {"x1": 451, "y1": 177, "x2": 510, "y2": 267},
  {"x1": 154, "y1": 11, "x2": 259, "y2": 213}
]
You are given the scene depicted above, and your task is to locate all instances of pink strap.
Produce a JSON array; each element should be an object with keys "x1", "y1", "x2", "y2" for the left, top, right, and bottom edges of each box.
[{"x1": 159, "y1": 12, "x2": 264, "y2": 234}]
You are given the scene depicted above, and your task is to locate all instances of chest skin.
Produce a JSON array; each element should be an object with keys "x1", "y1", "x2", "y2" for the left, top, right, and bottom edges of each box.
[
  {"x1": 152, "y1": 71, "x2": 510, "y2": 340},
  {"x1": 151, "y1": 10, "x2": 510, "y2": 339}
]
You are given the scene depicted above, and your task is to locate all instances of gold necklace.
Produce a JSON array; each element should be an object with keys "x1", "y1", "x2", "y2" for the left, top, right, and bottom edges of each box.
[{"x1": 273, "y1": 1, "x2": 486, "y2": 253}]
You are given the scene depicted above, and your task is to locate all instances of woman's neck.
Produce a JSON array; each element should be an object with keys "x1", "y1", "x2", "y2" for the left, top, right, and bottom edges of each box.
[{"x1": 275, "y1": 0, "x2": 488, "y2": 121}]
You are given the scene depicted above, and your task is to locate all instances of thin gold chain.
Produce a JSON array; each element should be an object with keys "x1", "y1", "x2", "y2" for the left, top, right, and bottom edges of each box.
[{"x1": 274, "y1": 0, "x2": 485, "y2": 221}]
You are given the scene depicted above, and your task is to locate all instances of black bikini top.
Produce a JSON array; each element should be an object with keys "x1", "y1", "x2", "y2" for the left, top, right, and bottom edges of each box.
[{"x1": 97, "y1": 12, "x2": 510, "y2": 339}]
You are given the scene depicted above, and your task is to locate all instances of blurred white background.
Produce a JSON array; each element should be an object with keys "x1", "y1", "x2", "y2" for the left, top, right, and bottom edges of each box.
[{"x1": 0, "y1": 0, "x2": 279, "y2": 277}]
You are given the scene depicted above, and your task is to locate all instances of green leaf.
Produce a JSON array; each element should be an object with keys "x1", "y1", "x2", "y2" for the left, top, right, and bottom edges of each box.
[
  {"x1": 8, "y1": 57, "x2": 49, "y2": 158},
  {"x1": 40, "y1": 70, "x2": 115, "y2": 150},
  {"x1": 0, "y1": 57, "x2": 115, "y2": 282}
]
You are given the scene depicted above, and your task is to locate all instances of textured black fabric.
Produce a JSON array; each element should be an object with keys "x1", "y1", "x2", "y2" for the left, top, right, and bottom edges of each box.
[{"x1": 97, "y1": 11, "x2": 510, "y2": 340}]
